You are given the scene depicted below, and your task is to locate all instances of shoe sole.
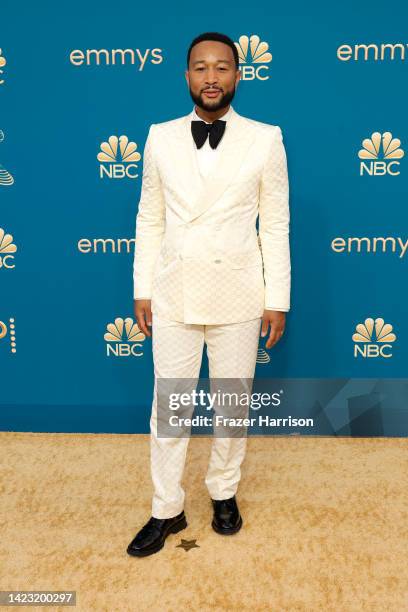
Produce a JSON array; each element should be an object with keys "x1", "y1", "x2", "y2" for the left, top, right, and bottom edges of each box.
[
  {"x1": 211, "y1": 514, "x2": 243, "y2": 535},
  {"x1": 127, "y1": 516, "x2": 187, "y2": 557}
]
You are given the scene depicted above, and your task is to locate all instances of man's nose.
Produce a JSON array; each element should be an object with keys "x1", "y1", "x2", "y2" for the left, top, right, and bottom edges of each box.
[{"x1": 205, "y1": 70, "x2": 218, "y2": 83}]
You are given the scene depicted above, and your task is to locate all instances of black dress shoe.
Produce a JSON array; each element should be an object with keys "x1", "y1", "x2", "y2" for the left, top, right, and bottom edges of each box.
[
  {"x1": 211, "y1": 495, "x2": 243, "y2": 535},
  {"x1": 127, "y1": 510, "x2": 187, "y2": 557}
]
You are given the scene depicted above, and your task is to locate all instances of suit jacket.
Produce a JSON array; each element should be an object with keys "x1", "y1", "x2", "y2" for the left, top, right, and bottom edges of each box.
[{"x1": 133, "y1": 105, "x2": 291, "y2": 325}]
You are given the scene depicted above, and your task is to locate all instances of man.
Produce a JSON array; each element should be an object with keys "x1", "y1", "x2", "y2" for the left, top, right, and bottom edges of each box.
[{"x1": 127, "y1": 31, "x2": 291, "y2": 557}]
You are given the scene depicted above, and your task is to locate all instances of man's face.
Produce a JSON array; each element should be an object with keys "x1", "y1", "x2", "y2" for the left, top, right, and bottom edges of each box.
[{"x1": 185, "y1": 40, "x2": 241, "y2": 112}]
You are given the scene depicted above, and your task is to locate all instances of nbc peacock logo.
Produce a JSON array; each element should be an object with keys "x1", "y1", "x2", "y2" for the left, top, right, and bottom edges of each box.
[
  {"x1": 0, "y1": 48, "x2": 6, "y2": 84},
  {"x1": 352, "y1": 317, "x2": 396, "y2": 358},
  {"x1": 0, "y1": 317, "x2": 16, "y2": 353},
  {"x1": 0, "y1": 130, "x2": 14, "y2": 186},
  {"x1": 97, "y1": 135, "x2": 141, "y2": 179},
  {"x1": 0, "y1": 227, "x2": 17, "y2": 269},
  {"x1": 358, "y1": 132, "x2": 404, "y2": 176},
  {"x1": 104, "y1": 317, "x2": 146, "y2": 357},
  {"x1": 234, "y1": 35, "x2": 272, "y2": 81}
]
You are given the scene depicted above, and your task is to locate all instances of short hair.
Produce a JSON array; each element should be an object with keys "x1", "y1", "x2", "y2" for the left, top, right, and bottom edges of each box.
[{"x1": 187, "y1": 32, "x2": 239, "y2": 70}]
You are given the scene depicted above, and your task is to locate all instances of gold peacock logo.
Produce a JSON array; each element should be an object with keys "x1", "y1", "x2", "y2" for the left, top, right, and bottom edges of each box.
[
  {"x1": 0, "y1": 227, "x2": 17, "y2": 269},
  {"x1": 104, "y1": 317, "x2": 146, "y2": 357},
  {"x1": 358, "y1": 132, "x2": 404, "y2": 176},
  {"x1": 234, "y1": 35, "x2": 272, "y2": 81},
  {"x1": 97, "y1": 135, "x2": 141, "y2": 180},
  {"x1": 352, "y1": 317, "x2": 396, "y2": 358}
]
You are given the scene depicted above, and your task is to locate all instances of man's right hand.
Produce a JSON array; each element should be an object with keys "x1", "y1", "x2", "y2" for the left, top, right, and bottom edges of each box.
[{"x1": 134, "y1": 299, "x2": 152, "y2": 337}]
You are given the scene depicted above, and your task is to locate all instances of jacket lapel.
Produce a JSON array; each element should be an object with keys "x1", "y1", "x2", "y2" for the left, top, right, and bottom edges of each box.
[{"x1": 170, "y1": 106, "x2": 256, "y2": 223}]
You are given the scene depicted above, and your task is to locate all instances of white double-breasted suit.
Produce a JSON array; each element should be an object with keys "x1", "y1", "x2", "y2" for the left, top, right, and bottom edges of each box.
[
  {"x1": 133, "y1": 104, "x2": 290, "y2": 324},
  {"x1": 133, "y1": 104, "x2": 291, "y2": 518}
]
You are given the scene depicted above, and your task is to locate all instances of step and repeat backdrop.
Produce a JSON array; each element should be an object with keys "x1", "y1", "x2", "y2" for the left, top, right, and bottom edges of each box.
[{"x1": 1, "y1": 1, "x2": 407, "y2": 434}]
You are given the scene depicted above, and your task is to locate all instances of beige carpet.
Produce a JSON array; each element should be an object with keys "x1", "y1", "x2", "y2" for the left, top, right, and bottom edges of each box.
[{"x1": 1, "y1": 432, "x2": 407, "y2": 611}]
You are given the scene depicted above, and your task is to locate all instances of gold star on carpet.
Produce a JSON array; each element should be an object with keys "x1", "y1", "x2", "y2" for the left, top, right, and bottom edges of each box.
[{"x1": 176, "y1": 538, "x2": 200, "y2": 552}]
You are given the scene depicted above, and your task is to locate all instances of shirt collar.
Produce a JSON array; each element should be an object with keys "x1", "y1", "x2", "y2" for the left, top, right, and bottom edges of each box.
[{"x1": 191, "y1": 104, "x2": 233, "y2": 123}]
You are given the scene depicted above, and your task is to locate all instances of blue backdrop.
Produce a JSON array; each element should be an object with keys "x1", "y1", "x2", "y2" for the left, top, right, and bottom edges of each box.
[{"x1": 1, "y1": 0, "x2": 407, "y2": 435}]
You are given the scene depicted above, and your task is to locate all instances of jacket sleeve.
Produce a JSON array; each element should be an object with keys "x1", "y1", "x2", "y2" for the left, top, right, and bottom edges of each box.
[
  {"x1": 133, "y1": 124, "x2": 166, "y2": 299},
  {"x1": 258, "y1": 126, "x2": 291, "y2": 312}
]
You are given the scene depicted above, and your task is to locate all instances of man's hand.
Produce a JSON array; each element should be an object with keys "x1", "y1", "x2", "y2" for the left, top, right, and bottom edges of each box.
[
  {"x1": 261, "y1": 310, "x2": 286, "y2": 349},
  {"x1": 134, "y1": 299, "x2": 152, "y2": 338}
]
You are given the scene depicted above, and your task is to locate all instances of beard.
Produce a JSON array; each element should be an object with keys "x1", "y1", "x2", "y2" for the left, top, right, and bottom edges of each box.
[{"x1": 188, "y1": 84, "x2": 236, "y2": 113}]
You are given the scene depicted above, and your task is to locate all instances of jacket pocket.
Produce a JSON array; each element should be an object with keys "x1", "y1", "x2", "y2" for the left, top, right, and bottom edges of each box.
[{"x1": 229, "y1": 250, "x2": 263, "y2": 270}]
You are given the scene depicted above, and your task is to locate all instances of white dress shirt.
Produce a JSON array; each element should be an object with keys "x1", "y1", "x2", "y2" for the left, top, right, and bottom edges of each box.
[{"x1": 190, "y1": 104, "x2": 233, "y2": 178}]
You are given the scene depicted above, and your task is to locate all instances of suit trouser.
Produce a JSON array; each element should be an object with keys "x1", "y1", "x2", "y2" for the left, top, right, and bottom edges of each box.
[{"x1": 149, "y1": 312, "x2": 262, "y2": 519}]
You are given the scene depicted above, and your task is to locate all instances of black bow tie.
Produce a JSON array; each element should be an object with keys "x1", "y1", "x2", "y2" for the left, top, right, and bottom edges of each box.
[{"x1": 191, "y1": 119, "x2": 226, "y2": 150}]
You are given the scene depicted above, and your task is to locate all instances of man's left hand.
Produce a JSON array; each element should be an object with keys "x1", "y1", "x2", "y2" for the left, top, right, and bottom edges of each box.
[{"x1": 261, "y1": 310, "x2": 286, "y2": 349}]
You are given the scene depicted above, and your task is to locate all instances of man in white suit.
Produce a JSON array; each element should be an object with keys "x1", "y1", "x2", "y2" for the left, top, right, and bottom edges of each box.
[{"x1": 127, "y1": 31, "x2": 291, "y2": 557}]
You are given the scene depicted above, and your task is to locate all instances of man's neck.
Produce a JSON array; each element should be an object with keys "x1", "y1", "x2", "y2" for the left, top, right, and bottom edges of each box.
[{"x1": 194, "y1": 104, "x2": 230, "y2": 123}]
